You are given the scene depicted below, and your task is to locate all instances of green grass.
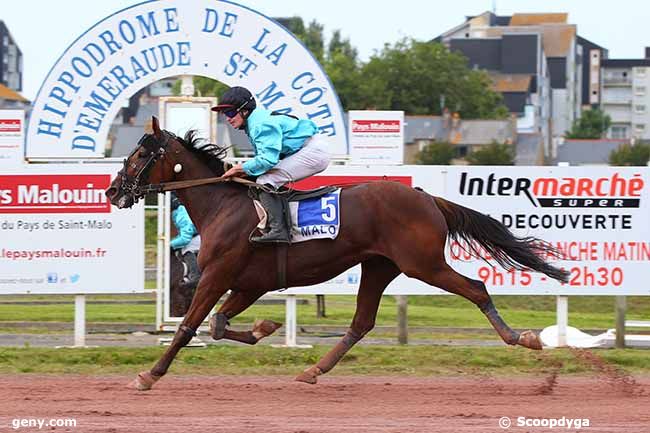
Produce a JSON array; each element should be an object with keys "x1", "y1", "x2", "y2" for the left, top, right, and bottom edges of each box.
[
  {"x1": 1, "y1": 345, "x2": 649, "y2": 375},
  {"x1": 1, "y1": 295, "x2": 648, "y2": 330}
]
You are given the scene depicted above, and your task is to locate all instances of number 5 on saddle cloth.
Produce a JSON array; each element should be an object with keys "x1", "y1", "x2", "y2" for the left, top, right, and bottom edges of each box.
[{"x1": 248, "y1": 186, "x2": 341, "y2": 244}]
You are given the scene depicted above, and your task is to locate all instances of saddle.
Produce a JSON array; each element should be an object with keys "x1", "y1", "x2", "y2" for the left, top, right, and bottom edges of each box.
[
  {"x1": 248, "y1": 185, "x2": 337, "y2": 233},
  {"x1": 248, "y1": 185, "x2": 340, "y2": 291},
  {"x1": 248, "y1": 185, "x2": 337, "y2": 202}
]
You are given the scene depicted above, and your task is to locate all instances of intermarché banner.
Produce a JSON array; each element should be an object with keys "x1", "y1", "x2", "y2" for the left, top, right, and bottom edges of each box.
[
  {"x1": 0, "y1": 163, "x2": 144, "y2": 294},
  {"x1": 444, "y1": 166, "x2": 650, "y2": 295}
]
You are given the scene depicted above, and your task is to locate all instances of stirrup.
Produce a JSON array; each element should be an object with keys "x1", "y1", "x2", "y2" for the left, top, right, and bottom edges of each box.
[{"x1": 251, "y1": 229, "x2": 290, "y2": 244}]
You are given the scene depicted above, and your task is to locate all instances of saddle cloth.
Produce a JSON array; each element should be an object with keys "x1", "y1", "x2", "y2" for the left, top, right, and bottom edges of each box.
[{"x1": 253, "y1": 188, "x2": 341, "y2": 243}]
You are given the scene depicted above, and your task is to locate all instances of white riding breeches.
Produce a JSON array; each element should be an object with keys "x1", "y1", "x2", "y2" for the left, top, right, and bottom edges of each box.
[
  {"x1": 180, "y1": 235, "x2": 201, "y2": 255},
  {"x1": 256, "y1": 135, "x2": 331, "y2": 188}
]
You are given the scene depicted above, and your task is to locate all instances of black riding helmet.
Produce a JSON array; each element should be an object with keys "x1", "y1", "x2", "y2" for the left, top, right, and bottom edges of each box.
[{"x1": 211, "y1": 87, "x2": 257, "y2": 128}]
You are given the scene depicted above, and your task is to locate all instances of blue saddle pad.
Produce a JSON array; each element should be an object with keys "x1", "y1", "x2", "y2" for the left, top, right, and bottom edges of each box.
[{"x1": 289, "y1": 189, "x2": 341, "y2": 242}]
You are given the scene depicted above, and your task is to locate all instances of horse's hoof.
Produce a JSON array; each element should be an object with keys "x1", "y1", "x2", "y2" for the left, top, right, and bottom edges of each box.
[
  {"x1": 252, "y1": 320, "x2": 282, "y2": 340},
  {"x1": 294, "y1": 366, "x2": 322, "y2": 385},
  {"x1": 518, "y1": 330, "x2": 543, "y2": 350},
  {"x1": 128, "y1": 371, "x2": 160, "y2": 391}
]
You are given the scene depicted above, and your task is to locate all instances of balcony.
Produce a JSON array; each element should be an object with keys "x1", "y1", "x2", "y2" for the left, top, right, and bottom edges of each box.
[
  {"x1": 603, "y1": 76, "x2": 632, "y2": 86},
  {"x1": 607, "y1": 110, "x2": 632, "y2": 123},
  {"x1": 601, "y1": 97, "x2": 632, "y2": 105}
]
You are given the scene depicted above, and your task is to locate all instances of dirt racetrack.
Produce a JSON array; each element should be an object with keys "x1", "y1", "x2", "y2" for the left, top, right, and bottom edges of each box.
[{"x1": 1, "y1": 374, "x2": 649, "y2": 433}]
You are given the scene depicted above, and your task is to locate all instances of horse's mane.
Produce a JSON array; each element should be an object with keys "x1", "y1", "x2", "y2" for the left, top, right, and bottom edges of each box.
[{"x1": 174, "y1": 130, "x2": 230, "y2": 176}]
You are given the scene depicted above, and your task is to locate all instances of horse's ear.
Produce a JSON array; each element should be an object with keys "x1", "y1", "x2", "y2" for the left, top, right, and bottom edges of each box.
[{"x1": 151, "y1": 116, "x2": 162, "y2": 139}]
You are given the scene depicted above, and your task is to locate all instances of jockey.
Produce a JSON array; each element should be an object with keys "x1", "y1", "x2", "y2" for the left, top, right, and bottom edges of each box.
[
  {"x1": 170, "y1": 193, "x2": 201, "y2": 288},
  {"x1": 212, "y1": 86, "x2": 330, "y2": 243}
]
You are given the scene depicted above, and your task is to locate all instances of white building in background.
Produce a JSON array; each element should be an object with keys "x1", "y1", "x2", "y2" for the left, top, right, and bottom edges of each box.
[
  {"x1": 433, "y1": 12, "x2": 602, "y2": 160},
  {"x1": 601, "y1": 50, "x2": 650, "y2": 140},
  {"x1": 0, "y1": 20, "x2": 22, "y2": 93}
]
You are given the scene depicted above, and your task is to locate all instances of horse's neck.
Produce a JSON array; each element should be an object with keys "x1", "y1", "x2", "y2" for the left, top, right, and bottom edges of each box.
[{"x1": 175, "y1": 160, "x2": 244, "y2": 232}]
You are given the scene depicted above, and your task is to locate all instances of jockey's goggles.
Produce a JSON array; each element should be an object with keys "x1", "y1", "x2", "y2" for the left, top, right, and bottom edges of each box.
[
  {"x1": 223, "y1": 108, "x2": 239, "y2": 118},
  {"x1": 216, "y1": 96, "x2": 255, "y2": 118}
]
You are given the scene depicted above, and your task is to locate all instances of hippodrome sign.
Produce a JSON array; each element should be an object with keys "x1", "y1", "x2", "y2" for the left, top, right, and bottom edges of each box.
[{"x1": 27, "y1": 0, "x2": 347, "y2": 159}]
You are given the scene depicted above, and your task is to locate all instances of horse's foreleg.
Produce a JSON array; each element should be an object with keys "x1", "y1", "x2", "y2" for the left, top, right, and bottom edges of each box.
[
  {"x1": 295, "y1": 257, "x2": 400, "y2": 384},
  {"x1": 129, "y1": 268, "x2": 231, "y2": 391},
  {"x1": 210, "y1": 289, "x2": 281, "y2": 345}
]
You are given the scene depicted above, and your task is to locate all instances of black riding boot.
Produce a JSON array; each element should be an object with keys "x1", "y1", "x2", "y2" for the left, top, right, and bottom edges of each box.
[
  {"x1": 181, "y1": 251, "x2": 201, "y2": 288},
  {"x1": 251, "y1": 191, "x2": 290, "y2": 243}
]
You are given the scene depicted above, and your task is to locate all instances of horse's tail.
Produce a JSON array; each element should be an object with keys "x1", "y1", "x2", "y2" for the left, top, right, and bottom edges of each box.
[{"x1": 433, "y1": 196, "x2": 569, "y2": 283}]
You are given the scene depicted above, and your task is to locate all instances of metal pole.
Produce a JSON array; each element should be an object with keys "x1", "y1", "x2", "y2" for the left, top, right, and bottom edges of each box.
[
  {"x1": 555, "y1": 162, "x2": 570, "y2": 348},
  {"x1": 397, "y1": 295, "x2": 408, "y2": 345},
  {"x1": 155, "y1": 195, "x2": 164, "y2": 331},
  {"x1": 556, "y1": 295, "x2": 568, "y2": 347},
  {"x1": 74, "y1": 295, "x2": 86, "y2": 347},
  {"x1": 316, "y1": 295, "x2": 326, "y2": 318},
  {"x1": 285, "y1": 295, "x2": 297, "y2": 347},
  {"x1": 615, "y1": 296, "x2": 626, "y2": 349},
  {"x1": 162, "y1": 193, "x2": 172, "y2": 327}
]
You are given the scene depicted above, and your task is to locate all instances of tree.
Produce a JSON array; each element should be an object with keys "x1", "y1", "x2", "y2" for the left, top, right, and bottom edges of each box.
[
  {"x1": 565, "y1": 108, "x2": 611, "y2": 139},
  {"x1": 280, "y1": 17, "x2": 325, "y2": 62},
  {"x1": 415, "y1": 141, "x2": 456, "y2": 165},
  {"x1": 609, "y1": 143, "x2": 650, "y2": 166},
  {"x1": 324, "y1": 30, "x2": 362, "y2": 111},
  {"x1": 466, "y1": 141, "x2": 514, "y2": 165},
  {"x1": 302, "y1": 20, "x2": 325, "y2": 63},
  {"x1": 356, "y1": 38, "x2": 508, "y2": 118}
]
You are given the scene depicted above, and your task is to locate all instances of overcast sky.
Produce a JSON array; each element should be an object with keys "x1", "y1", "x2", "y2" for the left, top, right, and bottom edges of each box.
[{"x1": 3, "y1": 0, "x2": 649, "y2": 100}]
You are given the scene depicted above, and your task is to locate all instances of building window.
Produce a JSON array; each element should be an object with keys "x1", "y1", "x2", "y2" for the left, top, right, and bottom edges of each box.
[
  {"x1": 611, "y1": 126, "x2": 628, "y2": 139},
  {"x1": 636, "y1": 67, "x2": 647, "y2": 77},
  {"x1": 635, "y1": 105, "x2": 646, "y2": 114},
  {"x1": 635, "y1": 124, "x2": 645, "y2": 134},
  {"x1": 636, "y1": 86, "x2": 647, "y2": 96},
  {"x1": 2, "y1": 36, "x2": 8, "y2": 47}
]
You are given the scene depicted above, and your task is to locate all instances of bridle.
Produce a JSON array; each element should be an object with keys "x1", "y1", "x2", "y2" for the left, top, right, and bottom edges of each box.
[
  {"x1": 117, "y1": 131, "x2": 270, "y2": 204},
  {"x1": 119, "y1": 132, "x2": 172, "y2": 202}
]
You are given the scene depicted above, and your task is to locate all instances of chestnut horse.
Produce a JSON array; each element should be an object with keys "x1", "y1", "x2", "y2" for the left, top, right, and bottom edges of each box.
[{"x1": 105, "y1": 117, "x2": 568, "y2": 391}]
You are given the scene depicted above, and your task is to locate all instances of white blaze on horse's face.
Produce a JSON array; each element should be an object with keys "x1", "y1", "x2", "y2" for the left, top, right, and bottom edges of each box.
[{"x1": 174, "y1": 164, "x2": 183, "y2": 173}]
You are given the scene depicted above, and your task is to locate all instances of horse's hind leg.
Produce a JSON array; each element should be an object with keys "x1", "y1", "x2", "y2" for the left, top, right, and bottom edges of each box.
[
  {"x1": 295, "y1": 256, "x2": 400, "y2": 384},
  {"x1": 209, "y1": 289, "x2": 281, "y2": 345},
  {"x1": 411, "y1": 264, "x2": 541, "y2": 350}
]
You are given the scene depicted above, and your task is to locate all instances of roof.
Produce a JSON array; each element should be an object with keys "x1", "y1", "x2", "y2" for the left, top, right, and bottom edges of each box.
[
  {"x1": 491, "y1": 73, "x2": 532, "y2": 93},
  {"x1": 404, "y1": 115, "x2": 515, "y2": 146},
  {"x1": 553, "y1": 139, "x2": 625, "y2": 165},
  {"x1": 510, "y1": 13, "x2": 568, "y2": 26},
  {"x1": 542, "y1": 25, "x2": 576, "y2": 57},
  {"x1": 404, "y1": 116, "x2": 445, "y2": 143},
  {"x1": 456, "y1": 119, "x2": 515, "y2": 145},
  {"x1": 0, "y1": 84, "x2": 28, "y2": 102},
  {"x1": 577, "y1": 35, "x2": 607, "y2": 52},
  {"x1": 602, "y1": 59, "x2": 650, "y2": 68}
]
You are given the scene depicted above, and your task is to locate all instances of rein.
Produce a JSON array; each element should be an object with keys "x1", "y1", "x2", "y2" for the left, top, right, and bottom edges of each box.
[{"x1": 138, "y1": 175, "x2": 269, "y2": 195}]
